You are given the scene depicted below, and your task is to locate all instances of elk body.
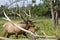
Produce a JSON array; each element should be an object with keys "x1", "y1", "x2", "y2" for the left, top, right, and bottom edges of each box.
[{"x1": 2, "y1": 20, "x2": 35, "y2": 39}]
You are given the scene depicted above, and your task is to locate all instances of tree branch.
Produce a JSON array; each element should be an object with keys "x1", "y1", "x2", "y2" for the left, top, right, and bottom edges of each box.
[
  {"x1": 28, "y1": 10, "x2": 31, "y2": 18},
  {"x1": 23, "y1": 10, "x2": 31, "y2": 17}
]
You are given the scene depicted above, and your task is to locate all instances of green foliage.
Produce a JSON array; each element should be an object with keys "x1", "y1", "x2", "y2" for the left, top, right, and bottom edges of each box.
[
  {"x1": 0, "y1": 17, "x2": 60, "y2": 38},
  {"x1": 32, "y1": 0, "x2": 36, "y2": 3},
  {"x1": 30, "y1": 3, "x2": 49, "y2": 16}
]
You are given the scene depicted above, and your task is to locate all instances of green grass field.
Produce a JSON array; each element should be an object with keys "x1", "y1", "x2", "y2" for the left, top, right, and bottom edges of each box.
[{"x1": 0, "y1": 17, "x2": 60, "y2": 38}]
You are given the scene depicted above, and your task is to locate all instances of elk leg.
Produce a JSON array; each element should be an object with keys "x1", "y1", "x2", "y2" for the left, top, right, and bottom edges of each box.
[
  {"x1": 23, "y1": 32, "x2": 28, "y2": 38},
  {"x1": 7, "y1": 33, "x2": 11, "y2": 38},
  {"x1": 2, "y1": 29, "x2": 7, "y2": 37},
  {"x1": 15, "y1": 33, "x2": 18, "y2": 39}
]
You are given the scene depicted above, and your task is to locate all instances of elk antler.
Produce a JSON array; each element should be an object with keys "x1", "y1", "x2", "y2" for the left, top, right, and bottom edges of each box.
[
  {"x1": 23, "y1": 10, "x2": 31, "y2": 18},
  {"x1": 11, "y1": 11, "x2": 25, "y2": 21},
  {"x1": 28, "y1": 10, "x2": 31, "y2": 17},
  {"x1": 2, "y1": 11, "x2": 40, "y2": 38},
  {"x1": 11, "y1": 11, "x2": 21, "y2": 17},
  {"x1": 15, "y1": 13, "x2": 27, "y2": 23}
]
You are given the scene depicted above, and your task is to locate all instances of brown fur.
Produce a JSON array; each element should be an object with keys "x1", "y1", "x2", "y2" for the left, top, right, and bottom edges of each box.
[
  {"x1": 28, "y1": 27, "x2": 35, "y2": 33},
  {"x1": 28, "y1": 27, "x2": 40, "y2": 33}
]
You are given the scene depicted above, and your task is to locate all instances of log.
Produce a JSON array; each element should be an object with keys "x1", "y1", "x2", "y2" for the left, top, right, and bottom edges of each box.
[{"x1": 0, "y1": 36, "x2": 58, "y2": 40}]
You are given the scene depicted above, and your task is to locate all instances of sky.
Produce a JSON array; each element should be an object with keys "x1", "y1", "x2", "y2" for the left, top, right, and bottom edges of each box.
[{"x1": 0, "y1": 0, "x2": 43, "y2": 8}]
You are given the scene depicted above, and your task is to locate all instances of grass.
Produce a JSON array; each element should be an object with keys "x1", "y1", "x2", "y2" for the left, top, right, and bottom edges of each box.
[{"x1": 0, "y1": 16, "x2": 60, "y2": 38}]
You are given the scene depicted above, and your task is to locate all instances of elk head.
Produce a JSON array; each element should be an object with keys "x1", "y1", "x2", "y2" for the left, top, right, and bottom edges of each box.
[
  {"x1": 26, "y1": 19, "x2": 35, "y2": 27},
  {"x1": 16, "y1": 9, "x2": 35, "y2": 27}
]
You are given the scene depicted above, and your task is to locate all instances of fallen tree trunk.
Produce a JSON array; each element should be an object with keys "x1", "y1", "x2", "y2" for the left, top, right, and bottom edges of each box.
[{"x1": 0, "y1": 36, "x2": 58, "y2": 40}]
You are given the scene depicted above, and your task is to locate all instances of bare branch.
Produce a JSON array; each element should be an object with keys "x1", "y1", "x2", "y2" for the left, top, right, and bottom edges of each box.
[
  {"x1": 28, "y1": 10, "x2": 31, "y2": 18},
  {"x1": 17, "y1": 14, "x2": 21, "y2": 17},
  {"x1": 41, "y1": 30, "x2": 47, "y2": 36},
  {"x1": 3, "y1": 11, "x2": 39, "y2": 38},
  {"x1": 12, "y1": 11, "x2": 21, "y2": 17},
  {"x1": 3, "y1": 11, "x2": 11, "y2": 22},
  {"x1": 23, "y1": 10, "x2": 28, "y2": 16}
]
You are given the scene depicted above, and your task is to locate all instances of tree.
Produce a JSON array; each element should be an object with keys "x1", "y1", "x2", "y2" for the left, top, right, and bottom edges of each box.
[
  {"x1": 44, "y1": 0, "x2": 59, "y2": 31},
  {"x1": 54, "y1": 0, "x2": 59, "y2": 31}
]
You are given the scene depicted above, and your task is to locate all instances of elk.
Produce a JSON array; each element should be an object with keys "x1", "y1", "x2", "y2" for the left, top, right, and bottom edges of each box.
[
  {"x1": 2, "y1": 19, "x2": 35, "y2": 38},
  {"x1": 2, "y1": 10, "x2": 36, "y2": 39}
]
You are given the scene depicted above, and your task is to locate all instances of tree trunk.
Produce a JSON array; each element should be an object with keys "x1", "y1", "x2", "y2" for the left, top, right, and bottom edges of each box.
[
  {"x1": 50, "y1": 0, "x2": 58, "y2": 31},
  {"x1": 54, "y1": 0, "x2": 58, "y2": 31},
  {"x1": 51, "y1": 7, "x2": 54, "y2": 21},
  {"x1": 54, "y1": 11, "x2": 58, "y2": 31},
  {"x1": 50, "y1": 0, "x2": 55, "y2": 29}
]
